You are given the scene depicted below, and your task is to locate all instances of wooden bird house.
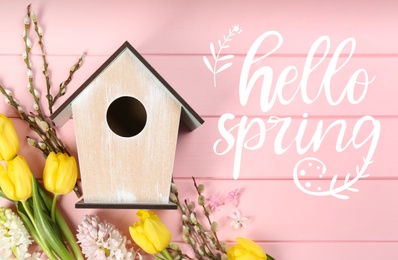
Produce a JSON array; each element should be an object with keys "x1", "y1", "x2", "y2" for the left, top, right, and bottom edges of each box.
[{"x1": 51, "y1": 41, "x2": 204, "y2": 209}]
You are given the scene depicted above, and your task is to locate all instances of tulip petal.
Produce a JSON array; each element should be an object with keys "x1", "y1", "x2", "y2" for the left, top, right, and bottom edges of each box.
[
  {"x1": 0, "y1": 114, "x2": 20, "y2": 161},
  {"x1": 143, "y1": 215, "x2": 172, "y2": 252},
  {"x1": 43, "y1": 152, "x2": 59, "y2": 193},
  {"x1": 0, "y1": 163, "x2": 16, "y2": 200},
  {"x1": 7, "y1": 156, "x2": 32, "y2": 201},
  {"x1": 43, "y1": 152, "x2": 78, "y2": 195},
  {"x1": 129, "y1": 223, "x2": 158, "y2": 254},
  {"x1": 228, "y1": 238, "x2": 267, "y2": 260},
  {"x1": 236, "y1": 238, "x2": 267, "y2": 259},
  {"x1": 54, "y1": 154, "x2": 77, "y2": 194}
]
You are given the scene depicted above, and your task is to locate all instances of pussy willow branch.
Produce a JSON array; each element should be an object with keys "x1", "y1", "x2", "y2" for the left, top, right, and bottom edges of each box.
[
  {"x1": 192, "y1": 177, "x2": 225, "y2": 253},
  {"x1": 170, "y1": 179, "x2": 227, "y2": 260},
  {"x1": 0, "y1": 4, "x2": 83, "y2": 197}
]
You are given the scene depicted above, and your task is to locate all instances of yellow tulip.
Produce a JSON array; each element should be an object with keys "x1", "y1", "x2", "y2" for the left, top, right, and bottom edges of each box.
[
  {"x1": 227, "y1": 237, "x2": 267, "y2": 260},
  {"x1": 0, "y1": 155, "x2": 32, "y2": 201},
  {"x1": 0, "y1": 113, "x2": 20, "y2": 161},
  {"x1": 129, "y1": 210, "x2": 172, "y2": 255},
  {"x1": 43, "y1": 152, "x2": 78, "y2": 195}
]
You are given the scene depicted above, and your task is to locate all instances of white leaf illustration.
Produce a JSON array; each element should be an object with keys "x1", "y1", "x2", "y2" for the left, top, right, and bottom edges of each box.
[
  {"x1": 329, "y1": 174, "x2": 338, "y2": 190},
  {"x1": 216, "y1": 62, "x2": 232, "y2": 74},
  {"x1": 218, "y1": 54, "x2": 234, "y2": 61},
  {"x1": 203, "y1": 24, "x2": 242, "y2": 87},
  {"x1": 203, "y1": 56, "x2": 214, "y2": 73},
  {"x1": 333, "y1": 193, "x2": 350, "y2": 200},
  {"x1": 210, "y1": 42, "x2": 216, "y2": 59},
  {"x1": 344, "y1": 173, "x2": 351, "y2": 183}
]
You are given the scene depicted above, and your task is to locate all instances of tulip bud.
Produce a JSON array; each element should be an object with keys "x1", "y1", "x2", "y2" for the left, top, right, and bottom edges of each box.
[
  {"x1": 129, "y1": 210, "x2": 171, "y2": 255},
  {"x1": 43, "y1": 152, "x2": 78, "y2": 195},
  {"x1": 227, "y1": 238, "x2": 267, "y2": 260},
  {"x1": 0, "y1": 114, "x2": 20, "y2": 161},
  {"x1": 0, "y1": 155, "x2": 33, "y2": 201}
]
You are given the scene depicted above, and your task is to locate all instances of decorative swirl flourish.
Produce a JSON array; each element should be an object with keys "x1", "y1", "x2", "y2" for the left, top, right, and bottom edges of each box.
[{"x1": 293, "y1": 157, "x2": 371, "y2": 199}]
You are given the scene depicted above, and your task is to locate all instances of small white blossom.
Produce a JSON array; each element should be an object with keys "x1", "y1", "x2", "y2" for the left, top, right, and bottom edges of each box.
[
  {"x1": 77, "y1": 215, "x2": 141, "y2": 260},
  {"x1": 228, "y1": 209, "x2": 249, "y2": 230},
  {"x1": 0, "y1": 207, "x2": 34, "y2": 260}
]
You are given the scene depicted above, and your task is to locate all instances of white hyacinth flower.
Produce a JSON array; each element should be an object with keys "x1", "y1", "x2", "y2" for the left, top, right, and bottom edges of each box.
[
  {"x1": 0, "y1": 207, "x2": 34, "y2": 260},
  {"x1": 77, "y1": 215, "x2": 142, "y2": 260}
]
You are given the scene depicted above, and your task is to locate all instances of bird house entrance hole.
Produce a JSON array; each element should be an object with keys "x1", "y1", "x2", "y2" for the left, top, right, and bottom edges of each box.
[{"x1": 106, "y1": 96, "x2": 147, "y2": 137}]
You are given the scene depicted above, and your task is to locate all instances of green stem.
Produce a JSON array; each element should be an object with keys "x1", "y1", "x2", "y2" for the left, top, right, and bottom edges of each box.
[
  {"x1": 51, "y1": 193, "x2": 58, "y2": 222},
  {"x1": 37, "y1": 184, "x2": 84, "y2": 260},
  {"x1": 267, "y1": 254, "x2": 276, "y2": 260},
  {"x1": 160, "y1": 249, "x2": 173, "y2": 260},
  {"x1": 21, "y1": 200, "x2": 57, "y2": 260}
]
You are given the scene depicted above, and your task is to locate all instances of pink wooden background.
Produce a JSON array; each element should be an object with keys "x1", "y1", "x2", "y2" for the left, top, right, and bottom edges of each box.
[{"x1": 1, "y1": 0, "x2": 398, "y2": 259}]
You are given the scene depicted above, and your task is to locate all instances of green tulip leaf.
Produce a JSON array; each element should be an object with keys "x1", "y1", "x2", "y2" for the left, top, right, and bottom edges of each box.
[{"x1": 32, "y1": 178, "x2": 74, "y2": 260}]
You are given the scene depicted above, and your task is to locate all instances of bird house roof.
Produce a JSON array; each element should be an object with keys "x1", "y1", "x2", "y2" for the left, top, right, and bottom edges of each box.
[{"x1": 50, "y1": 41, "x2": 204, "y2": 131}]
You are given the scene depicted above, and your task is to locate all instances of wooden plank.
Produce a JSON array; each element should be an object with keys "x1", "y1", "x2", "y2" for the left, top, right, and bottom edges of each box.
[
  {"x1": 0, "y1": 1, "x2": 397, "y2": 55},
  {"x1": 174, "y1": 117, "x2": 398, "y2": 179},
  {"x1": 1, "y1": 55, "x2": 398, "y2": 117},
  {"x1": 2, "y1": 179, "x2": 396, "y2": 241},
  {"x1": 5, "y1": 116, "x2": 398, "y2": 180},
  {"x1": 174, "y1": 242, "x2": 398, "y2": 260}
]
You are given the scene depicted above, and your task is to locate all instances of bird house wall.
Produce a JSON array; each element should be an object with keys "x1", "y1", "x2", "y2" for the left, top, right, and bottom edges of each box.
[{"x1": 72, "y1": 49, "x2": 182, "y2": 204}]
